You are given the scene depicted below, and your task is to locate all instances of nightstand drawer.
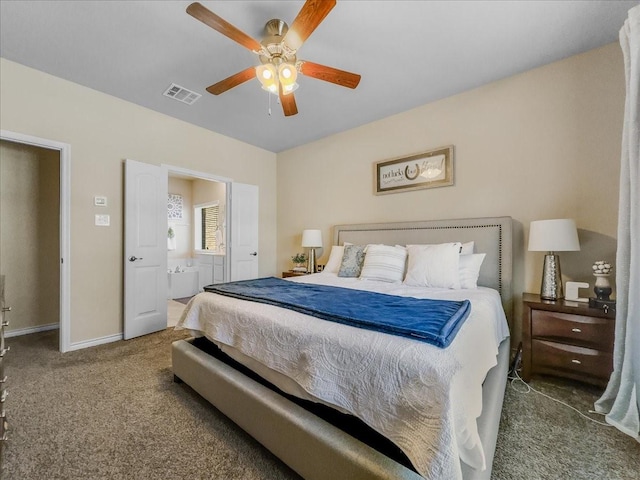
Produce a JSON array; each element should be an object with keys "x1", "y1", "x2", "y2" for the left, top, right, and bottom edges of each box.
[
  {"x1": 532, "y1": 339, "x2": 613, "y2": 381},
  {"x1": 531, "y1": 310, "x2": 614, "y2": 351}
]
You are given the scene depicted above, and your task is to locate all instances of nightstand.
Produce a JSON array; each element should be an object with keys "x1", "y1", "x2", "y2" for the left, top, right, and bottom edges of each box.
[
  {"x1": 282, "y1": 271, "x2": 308, "y2": 278},
  {"x1": 522, "y1": 293, "x2": 615, "y2": 388}
]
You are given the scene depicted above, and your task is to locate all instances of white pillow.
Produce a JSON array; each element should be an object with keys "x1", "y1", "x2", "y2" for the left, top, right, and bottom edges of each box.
[
  {"x1": 405, "y1": 241, "x2": 474, "y2": 255},
  {"x1": 404, "y1": 242, "x2": 462, "y2": 289},
  {"x1": 461, "y1": 241, "x2": 475, "y2": 255},
  {"x1": 459, "y1": 253, "x2": 486, "y2": 289},
  {"x1": 323, "y1": 245, "x2": 344, "y2": 274},
  {"x1": 359, "y1": 244, "x2": 407, "y2": 283}
]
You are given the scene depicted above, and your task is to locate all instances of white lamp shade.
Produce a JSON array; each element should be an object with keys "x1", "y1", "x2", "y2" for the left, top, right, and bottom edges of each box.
[
  {"x1": 528, "y1": 219, "x2": 580, "y2": 252},
  {"x1": 301, "y1": 229, "x2": 323, "y2": 248}
]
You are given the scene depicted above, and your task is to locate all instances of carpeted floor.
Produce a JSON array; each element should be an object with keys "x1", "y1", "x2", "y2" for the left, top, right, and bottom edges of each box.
[{"x1": 2, "y1": 330, "x2": 638, "y2": 480}]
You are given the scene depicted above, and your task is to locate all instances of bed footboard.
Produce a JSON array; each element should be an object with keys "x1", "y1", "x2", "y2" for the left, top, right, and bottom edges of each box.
[
  {"x1": 172, "y1": 337, "x2": 423, "y2": 480},
  {"x1": 172, "y1": 337, "x2": 510, "y2": 480}
]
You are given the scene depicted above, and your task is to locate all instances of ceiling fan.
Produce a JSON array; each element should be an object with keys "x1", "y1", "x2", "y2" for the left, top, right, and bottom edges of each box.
[{"x1": 186, "y1": 0, "x2": 361, "y2": 117}]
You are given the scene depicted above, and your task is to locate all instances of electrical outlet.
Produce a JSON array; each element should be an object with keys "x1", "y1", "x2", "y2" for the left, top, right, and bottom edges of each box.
[{"x1": 317, "y1": 264, "x2": 324, "y2": 272}]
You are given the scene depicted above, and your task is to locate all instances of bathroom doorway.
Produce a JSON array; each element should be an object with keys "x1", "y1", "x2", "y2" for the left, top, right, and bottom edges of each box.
[
  {"x1": 166, "y1": 168, "x2": 229, "y2": 327},
  {"x1": 124, "y1": 160, "x2": 258, "y2": 338}
]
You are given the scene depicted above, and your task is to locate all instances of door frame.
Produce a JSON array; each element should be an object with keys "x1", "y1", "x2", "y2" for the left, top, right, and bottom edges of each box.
[
  {"x1": 1, "y1": 129, "x2": 71, "y2": 353},
  {"x1": 164, "y1": 165, "x2": 232, "y2": 282}
]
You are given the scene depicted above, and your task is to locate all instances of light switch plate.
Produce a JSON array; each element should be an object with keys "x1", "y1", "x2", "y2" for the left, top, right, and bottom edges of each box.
[
  {"x1": 95, "y1": 214, "x2": 110, "y2": 226},
  {"x1": 94, "y1": 196, "x2": 108, "y2": 207}
]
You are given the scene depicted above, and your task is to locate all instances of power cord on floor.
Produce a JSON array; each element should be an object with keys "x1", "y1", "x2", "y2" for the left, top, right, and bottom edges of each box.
[{"x1": 507, "y1": 345, "x2": 611, "y2": 427}]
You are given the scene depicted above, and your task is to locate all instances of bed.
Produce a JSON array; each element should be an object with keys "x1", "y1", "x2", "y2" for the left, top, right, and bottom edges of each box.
[{"x1": 172, "y1": 216, "x2": 513, "y2": 480}]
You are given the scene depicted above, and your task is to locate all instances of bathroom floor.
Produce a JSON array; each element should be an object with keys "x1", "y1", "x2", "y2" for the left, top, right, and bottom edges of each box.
[{"x1": 167, "y1": 300, "x2": 187, "y2": 328}]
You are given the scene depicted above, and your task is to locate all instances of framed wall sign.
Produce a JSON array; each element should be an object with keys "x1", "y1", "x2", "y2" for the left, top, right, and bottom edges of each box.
[{"x1": 373, "y1": 145, "x2": 454, "y2": 195}]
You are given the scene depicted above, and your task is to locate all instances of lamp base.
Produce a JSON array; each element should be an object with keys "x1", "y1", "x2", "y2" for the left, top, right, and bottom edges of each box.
[
  {"x1": 540, "y1": 253, "x2": 563, "y2": 300},
  {"x1": 307, "y1": 248, "x2": 317, "y2": 273}
]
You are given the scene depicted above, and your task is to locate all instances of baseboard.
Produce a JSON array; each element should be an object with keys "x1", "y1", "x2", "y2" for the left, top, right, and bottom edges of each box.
[
  {"x1": 4, "y1": 324, "x2": 123, "y2": 352},
  {"x1": 5, "y1": 323, "x2": 59, "y2": 338},
  {"x1": 67, "y1": 333, "x2": 123, "y2": 351}
]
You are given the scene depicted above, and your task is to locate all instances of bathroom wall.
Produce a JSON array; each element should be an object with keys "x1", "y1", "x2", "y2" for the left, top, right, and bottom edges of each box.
[
  {"x1": 167, "y1": 176, "x2": 193, "y2": 261},
  {"x1": 192, "y1": 179, "x2": 227, "y2": 286}
]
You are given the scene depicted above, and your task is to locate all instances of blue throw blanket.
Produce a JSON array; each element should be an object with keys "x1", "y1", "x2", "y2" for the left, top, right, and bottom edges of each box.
[{"x1": 204, "y1": 277, "x2": 471, "y2": 348}]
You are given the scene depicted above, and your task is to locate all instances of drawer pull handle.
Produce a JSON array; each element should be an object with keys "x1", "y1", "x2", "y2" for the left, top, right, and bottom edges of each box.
[
  {"x1": 571, "y1": 359, "x2": 582, "y2": 365},
  {"x1": 571, "y1": 328, "x2": 582, "y2": 333}
]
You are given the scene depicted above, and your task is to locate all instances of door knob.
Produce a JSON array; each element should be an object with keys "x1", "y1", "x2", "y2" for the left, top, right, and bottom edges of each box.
[
  {"x1": 249, "y1": 252, "x2": 257, "y2": 256},
  {"x1": 128, "y1": 256, "x2": 143, "y2": 262}
]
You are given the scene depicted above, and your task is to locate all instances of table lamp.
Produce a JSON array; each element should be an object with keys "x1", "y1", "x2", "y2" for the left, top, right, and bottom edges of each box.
[
  {"x1": 528, "y1": 219, "x2": 580, "y2": 300},
  {"x1": 301, "y1": 229, "x2": 323, "y2": 273}
]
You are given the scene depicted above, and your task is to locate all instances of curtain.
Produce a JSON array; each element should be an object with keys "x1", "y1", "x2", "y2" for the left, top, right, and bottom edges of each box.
[{"x1": 594, "y1": 5, "x2": 640, "y2": 442}]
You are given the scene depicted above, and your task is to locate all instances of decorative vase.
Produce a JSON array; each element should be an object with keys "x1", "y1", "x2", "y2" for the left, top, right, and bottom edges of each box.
[{"x1": 593, "y1": 274, "x2": 612, "y2": 301}]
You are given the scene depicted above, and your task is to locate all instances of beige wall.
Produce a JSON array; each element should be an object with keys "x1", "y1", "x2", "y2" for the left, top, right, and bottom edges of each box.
[
  {"x1": 0, "y1": 141, "x2": 60, "y2": 333},
  {"x1": 0, "y1": 42, "x2": 624, "y2": 347},
  {"x1": 277, "y1": 43, "x2": 624, "y2": 344},
  {"x1": 0, "y1": 58, "x2": 277, "y2": 345}
]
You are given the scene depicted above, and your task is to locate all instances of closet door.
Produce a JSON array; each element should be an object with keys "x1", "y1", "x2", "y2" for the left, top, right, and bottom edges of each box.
[{"x1": 229, "y1": 182, "x2": 259, "y2": 281}]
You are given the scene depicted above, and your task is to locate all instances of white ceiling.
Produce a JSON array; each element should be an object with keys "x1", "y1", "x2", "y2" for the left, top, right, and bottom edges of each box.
[{"x1": 0, "y1": 1, "x2": 635, "y2": 153}]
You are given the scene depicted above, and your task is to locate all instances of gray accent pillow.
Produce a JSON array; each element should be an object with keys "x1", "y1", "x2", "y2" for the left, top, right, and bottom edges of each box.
[{"x1": 337, "y1": 244, "x2": 366, "y2": 278}]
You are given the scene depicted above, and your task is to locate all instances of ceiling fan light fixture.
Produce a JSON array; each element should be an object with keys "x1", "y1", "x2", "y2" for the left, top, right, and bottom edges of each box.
[
  {"x1": 188, "y1": 1, "x2": 359, "y2": 115},
  {"x1": 282, "y1": 82, "x2": 299, "y2": 95},
  {"x1": 279, "y1": 63, "x2": 296, "y2": 81},
  {"x1": 278, "y1": 62, "x2": 298, "y2": 95},
  {"x1": 256, "y1": 64, "x2": 278, "y2": 92}
]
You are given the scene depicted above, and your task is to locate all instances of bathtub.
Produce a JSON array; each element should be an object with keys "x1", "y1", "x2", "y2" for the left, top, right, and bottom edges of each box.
[{"x1": 168, "y1": 267, "x2": 199, "y2": 300}]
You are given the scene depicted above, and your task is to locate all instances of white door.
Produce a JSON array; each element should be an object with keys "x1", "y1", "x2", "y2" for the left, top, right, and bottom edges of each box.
[
  {"x1": 230, "y1": 182, "x2": 259, "y2": 281},
  {"x1": 124, "y1": 159, "x2": 168, "y2": 339}
]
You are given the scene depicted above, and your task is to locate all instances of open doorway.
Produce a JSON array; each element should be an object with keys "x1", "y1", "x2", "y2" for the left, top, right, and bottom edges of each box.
[
  {"x1": 124, "y1": 160, "x2": 258, "y2": 339},
  {"x1": 0, "y1": 131, "x2": 70, "y2": 352},
  {"x1": 165, "y1": 167, "x2": 230, "y2": 328}
]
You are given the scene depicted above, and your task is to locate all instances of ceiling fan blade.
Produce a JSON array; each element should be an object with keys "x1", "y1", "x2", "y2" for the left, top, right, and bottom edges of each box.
[
  {"x1": 187, "y1": 2, "x2": 263, "y2": 53},
  {"x1": 206, "y1": 67, "x2": 256, "y2": 95},
  {"x1": 279, "y1": 85, "x2": 298, "y2": 117},
  {"x1": 283, "y1": 0, "x2": 336, "y2": 51},
  {"x1": 299, "y1": 61, "x2": 361, "y2": 89}
]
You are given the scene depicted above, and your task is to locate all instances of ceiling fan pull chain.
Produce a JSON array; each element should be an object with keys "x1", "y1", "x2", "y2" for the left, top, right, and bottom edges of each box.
[{"x1": 268, "y1": 91, "x2": 272, "y2": 116}]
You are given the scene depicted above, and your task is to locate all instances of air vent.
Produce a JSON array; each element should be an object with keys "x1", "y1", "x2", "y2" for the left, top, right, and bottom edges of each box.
[{"x1": 163, "y1": 83, "x2": 201, "y2": 105}]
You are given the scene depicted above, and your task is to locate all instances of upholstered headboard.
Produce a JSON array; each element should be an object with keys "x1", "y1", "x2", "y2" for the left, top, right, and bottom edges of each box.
[{"x1": 333, "y1": 216, "x2": 513, "y2": 326}]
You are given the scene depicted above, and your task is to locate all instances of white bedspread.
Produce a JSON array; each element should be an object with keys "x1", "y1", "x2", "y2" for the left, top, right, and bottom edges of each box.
[{"x1": 176, "y1": 273, "x2": 509, "y2": 479}]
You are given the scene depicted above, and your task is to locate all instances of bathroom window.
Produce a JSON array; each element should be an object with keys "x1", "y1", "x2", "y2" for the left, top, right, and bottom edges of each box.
[{"x1": 194, "y1": 202, "x2": 219, "y2": 252}]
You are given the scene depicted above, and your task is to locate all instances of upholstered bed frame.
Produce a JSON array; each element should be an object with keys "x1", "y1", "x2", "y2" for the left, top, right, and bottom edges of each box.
[{"x1": 172, "y1": 216, "x2": 513, "y2": 480}]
